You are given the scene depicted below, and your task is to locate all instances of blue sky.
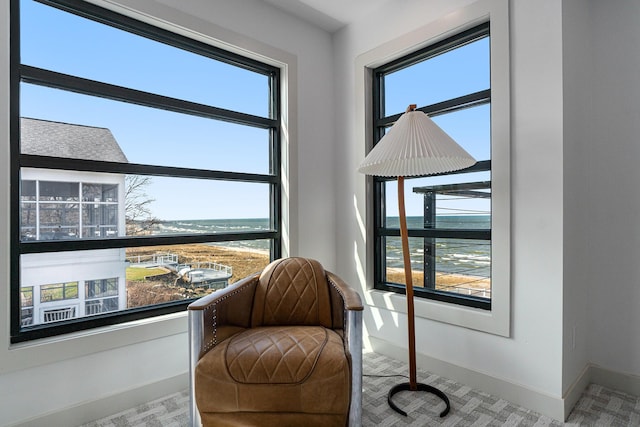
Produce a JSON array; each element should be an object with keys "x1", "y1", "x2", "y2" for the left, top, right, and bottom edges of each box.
[
  {"x1": 20, "y1": 0, "x2": 490, "y2": 221},
  {"x1": 379, "y1": 37, "x2": 491, "y2": 218}
]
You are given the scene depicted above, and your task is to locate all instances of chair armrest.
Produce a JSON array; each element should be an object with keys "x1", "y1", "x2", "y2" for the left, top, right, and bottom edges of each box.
[
  {"x1": 188, "y1": 273, "x2": 259, "y2": 356},
  {"x1": 189, "y1": 272, "x2": 258, "y2": 364},
  {"x1": 326, "y1": 271, "x2": 363, "y2": 427},
  {"x1": 188, "y1": 272, "x2": 259, "y2": 312},
  {"x1": 188, "y1": 273, "x2": 259, "y2": 427},
  {"x1": 327, "y1": 271, "x2": 363, "y2": 311}
]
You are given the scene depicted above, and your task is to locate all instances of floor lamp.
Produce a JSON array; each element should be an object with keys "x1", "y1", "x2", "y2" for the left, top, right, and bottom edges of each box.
[{"x1": 358, "y1": 105, "x2": 476, "y2": 417}]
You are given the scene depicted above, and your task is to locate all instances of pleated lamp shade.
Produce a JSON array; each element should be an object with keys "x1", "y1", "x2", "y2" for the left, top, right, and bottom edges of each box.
[{"x1": 358, "y1": 109, "x2": 476, "y2": 177}]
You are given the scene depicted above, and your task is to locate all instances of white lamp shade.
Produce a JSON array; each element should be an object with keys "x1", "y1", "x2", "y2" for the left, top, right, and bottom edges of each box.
[{"x1": 358, "y1": 110, "x2": 476, "y2": 177}]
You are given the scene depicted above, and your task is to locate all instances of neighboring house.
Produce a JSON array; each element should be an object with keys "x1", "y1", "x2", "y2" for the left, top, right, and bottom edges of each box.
[{"x1": 19, "y1": 118, "x2": 128, "y2": 326}]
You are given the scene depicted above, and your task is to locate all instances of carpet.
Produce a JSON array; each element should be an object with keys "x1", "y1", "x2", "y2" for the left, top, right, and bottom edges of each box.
[{"x1": 80, "y1": 351, "x2": 640, "y2": 426}]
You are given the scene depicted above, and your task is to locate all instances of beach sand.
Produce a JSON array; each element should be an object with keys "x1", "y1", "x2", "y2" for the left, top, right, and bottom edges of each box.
[{"x1": 386, "y1": 267, "x2": 491, "y2": 298}]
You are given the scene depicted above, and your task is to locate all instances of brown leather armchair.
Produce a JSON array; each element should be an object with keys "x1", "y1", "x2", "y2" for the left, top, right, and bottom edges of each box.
[{"x1": 188, "y1": 257, "x2": 363, "y2": 427}]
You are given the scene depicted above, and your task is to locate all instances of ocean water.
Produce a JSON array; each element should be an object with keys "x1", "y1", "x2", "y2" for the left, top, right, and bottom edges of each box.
[
  {"x1": 386, "y1": 215, "x2": 491, "y2": 278},
  {"x1": 156, "y1": 216, "x2": 491, "y2": 278},
  {"x1": 156, "y1": 218, "x2": 271, "y2": 252}
]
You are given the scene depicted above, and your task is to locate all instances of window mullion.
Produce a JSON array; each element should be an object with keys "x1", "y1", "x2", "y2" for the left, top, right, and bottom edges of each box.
[
  {"x1": 21, "y1": 66, "x2": 276, "y2": 130},
  {"x1": 19, "y1": 154, "x2": 278, "y2": 183}
]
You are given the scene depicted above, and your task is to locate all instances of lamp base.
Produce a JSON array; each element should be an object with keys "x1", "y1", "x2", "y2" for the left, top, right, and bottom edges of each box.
[{"x1": 387, "y1": 382, "x2": 451, "y2": 418}]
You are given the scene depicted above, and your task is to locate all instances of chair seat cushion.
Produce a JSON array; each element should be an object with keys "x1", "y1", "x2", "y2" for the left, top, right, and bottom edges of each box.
[
  {"x1": 227, "y1": 325, "x2": 328, "y2": 384},
  {"x1": 195, "y1": 325, "x2": 350, "y2": 417}
]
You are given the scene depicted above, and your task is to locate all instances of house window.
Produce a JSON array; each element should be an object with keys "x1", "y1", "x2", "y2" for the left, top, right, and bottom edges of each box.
[
  {"x1": 40, "y1": 281, "x2": 79, "y2": 302},
  {"x1": 85, "y1": 278, "x2": 119, "y2": 315},
  {"x1": 11, "y1": 0, "x2": 281, "y2": 342},
  {"x1": 372, "y1": 23, "x2": 492, "y2": 310},
  {"x1": 20, "y1": 180, "x2": 119, "y2": 240},
  {"x1": 20, "y1": 287, "x2": 34, "y2": 326}
]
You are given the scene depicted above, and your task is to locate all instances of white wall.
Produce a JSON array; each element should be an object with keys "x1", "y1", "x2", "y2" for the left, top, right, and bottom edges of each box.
[
  {"x1": 0, "y1": 0, "x2": 335, "y2": 425},
  {"x1": 585, "y1": 0, "x2": 640, "y2": 378},
  {"x1": 333, "y1": 0, "x2": 567, "y2": 417},
  {"x1": 561, "y1": 0, "x2": 592, "y2": 399}
]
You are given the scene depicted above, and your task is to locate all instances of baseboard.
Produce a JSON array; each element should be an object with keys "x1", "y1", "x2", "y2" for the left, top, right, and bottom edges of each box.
[
  {"x1": 368, "y1": 336, "x2": 566, "y2": 421},
  {"x1": 589, "y1": 364, "x2": 640, "y2": 397},
  {"x1": 562, "y1": 363, "x2": 640, "y2": 419},
  {"x1": 8, "y1": 372, "x2": 189, "y2": 427},
  {"x1": 562, "y1": 363, "x2": 592, "y2": 420}
]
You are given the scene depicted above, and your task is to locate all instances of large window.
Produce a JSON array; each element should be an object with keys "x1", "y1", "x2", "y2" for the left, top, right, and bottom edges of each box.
[
  {"x1": 372, "y1": 23, "x2": 492, "y2": 310},
  {"x1": 11, "y1": 0, "x2": 281, "y2": 342}
]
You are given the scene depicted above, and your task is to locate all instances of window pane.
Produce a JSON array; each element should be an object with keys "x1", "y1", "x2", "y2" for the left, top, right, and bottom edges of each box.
[
  {"x1": 20, "y1": 0, "x2": 270, "y2": 118},
  {"x1": 21, "y1": 180, "x2": 36, "y2": 201},
  {"x1": 20, "y1": 287, "x2": 34, "y2": 326},
  {"x1": 21, "y1": 202, "x2": 36, "y2": 240},
  {"x1": 86, "y1": 278, "x2": 118, "y2": 298},
  {"x1": 384, "y1": 236, "x2": 424, "y2": 286},
  {"x1": 434, "y1": 238, "x2": 491, "y2": 299},
  {"x1": 21, "y1": 287, "x2": 34, "y2": 306},
  {"x1": 124, "y1": 176, "x2": 270, "y2": 236},
  {"x1": 22, "y1": 248, "x2": 126, "y2": 326},
  {"x1": 18, "y1": 240, "x2": 272, "y2": 328},
  {"x1": 384, "y1": 37, "x2": 490, "y2": 116},
  {"x1": 40, "y1": 282, "x2": 79, "y2": 302},
  {"x1": 155, "y1": 218, "x2": 271, "y2": 237},
  {"x1": 83, "y1": 204, "x2": 118, "y2": 238},
  {"x1": 19, "y1": 171, "x2": 270, "y2": 241},
  {"x1": 20, "y1": 87, "x2": 270, "y2": 174},
  {"x1": 384, "y1": 237, "x2": 491, "y2": 299},
  {"x1": 431, "y1": 104, "x2": 490, "y2": 161},
  {"x1": 85, "y1": 278, "x2": 119, "y2": 316},
  {"x1": 83, "y1": 183, "x2": 118, "y2": 202},
  {"x1": 126, "y1": 241, "x2": 271, "y2": 293},
  {"x1": 384, "y1": 171, "x2": 491, "y2": 228},
  {"x1": 39, "y1": 203, "x2": 79, "y2": 240},
  {"x1": 39, "y1": 181, "x2": 78, "y2": 201}
]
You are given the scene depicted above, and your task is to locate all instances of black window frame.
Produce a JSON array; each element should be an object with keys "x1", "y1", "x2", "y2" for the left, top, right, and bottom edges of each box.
[
  {"x1": 372, "y1": 22, "x2": 491, "y2": 310},
  {"x1": 10, "y1": 0, "x2": 282, "y2": 342}
]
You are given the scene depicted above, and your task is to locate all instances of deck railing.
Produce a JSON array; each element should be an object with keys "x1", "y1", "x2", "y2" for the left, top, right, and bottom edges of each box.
[{"x1": 126, "y1": 252, "x2": 179, "y2": 267}]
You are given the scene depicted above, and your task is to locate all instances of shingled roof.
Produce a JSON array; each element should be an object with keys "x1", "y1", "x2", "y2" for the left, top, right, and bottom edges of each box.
[{"x1": 20, "y1": 118, "x2": 128, "y2": 163}]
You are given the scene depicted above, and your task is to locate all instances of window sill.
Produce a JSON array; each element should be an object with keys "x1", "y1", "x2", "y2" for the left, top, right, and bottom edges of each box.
[
  {"x1": 366, "y1": 289, "x2": 509, "y2": 336},
  {"x1": 4, "y1": 311, "x2": 188, "y2": 373}
]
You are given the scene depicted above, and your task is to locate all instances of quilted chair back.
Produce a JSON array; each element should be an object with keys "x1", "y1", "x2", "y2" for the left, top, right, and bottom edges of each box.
[{"x1": 251, "y1": 257, "x2": 333, "y2": 328}]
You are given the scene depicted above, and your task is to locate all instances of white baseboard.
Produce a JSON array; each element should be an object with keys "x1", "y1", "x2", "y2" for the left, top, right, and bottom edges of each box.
[
  {"x1": 563, "y1": 363, "x2": 591, "y2": 419},
  {"x1": 369, "y1": 336, "x2": 567, "y2": 421},
  {"x1": 563, "y1": 363, "x2": 640, "y2": 418},
  {"x1": 588, "y1": 364, "x2": 640, "y2": 397},
  {"x1": 8, "y1": 372, "x2": 189, "y2": 427}
]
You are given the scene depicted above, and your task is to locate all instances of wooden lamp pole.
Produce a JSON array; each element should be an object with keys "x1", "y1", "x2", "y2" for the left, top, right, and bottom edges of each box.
[{"x1": 386, "y1": 106, "x2": 451, "y2": 417}]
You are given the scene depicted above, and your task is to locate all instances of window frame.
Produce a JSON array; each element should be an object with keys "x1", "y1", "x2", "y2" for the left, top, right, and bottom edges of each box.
[
  {"x1": 372, "y1": 23, "x2": 492, "y2": 311},
  {"x1": 10, "y1": 0, "x2": 282, "y2": 343},
  {"x1": 355, "y1": 0, "x2": 510, "y2": 336}
]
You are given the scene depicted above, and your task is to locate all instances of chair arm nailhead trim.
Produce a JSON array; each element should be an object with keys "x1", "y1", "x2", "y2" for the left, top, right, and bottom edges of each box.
[{"x1": 202, "y1": 282, "x2": 254, "y2": 352}]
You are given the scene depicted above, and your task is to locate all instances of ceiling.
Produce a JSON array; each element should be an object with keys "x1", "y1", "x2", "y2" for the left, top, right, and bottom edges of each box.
[{"x1": 263, "y1": 0, "x2": 391, "y2": 33}]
